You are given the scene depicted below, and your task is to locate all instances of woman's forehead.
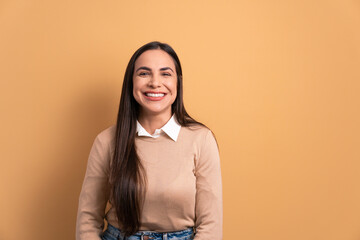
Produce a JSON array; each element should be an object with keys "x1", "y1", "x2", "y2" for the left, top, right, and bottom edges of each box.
[{"x1": 135, "y1": 49, "x2": 175, "y2": 69}]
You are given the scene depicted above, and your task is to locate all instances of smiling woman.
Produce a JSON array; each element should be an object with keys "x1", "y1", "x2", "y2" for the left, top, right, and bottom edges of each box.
[{"x1": 76, "y1": 41, "x2": 223, "y2": 240}]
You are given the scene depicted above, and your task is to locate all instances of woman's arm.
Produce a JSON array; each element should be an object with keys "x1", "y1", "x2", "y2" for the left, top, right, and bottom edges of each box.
[
  {"x1": 76, "y1": 133, "x2": 111, "y2": 240},
  {"x1": 194, "y1": 129, "x2": 223, "y2": 240}
]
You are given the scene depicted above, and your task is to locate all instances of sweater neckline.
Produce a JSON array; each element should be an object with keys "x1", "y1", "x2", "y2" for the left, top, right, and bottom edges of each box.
[{"x1": 135, "y1": 126, "x2": 183, "y2": 142}]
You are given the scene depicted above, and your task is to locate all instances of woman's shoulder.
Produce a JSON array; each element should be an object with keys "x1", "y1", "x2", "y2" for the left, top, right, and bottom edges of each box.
[
  {"x1": 181, "y1": 123, "x2": 219, "y2": 153},
  {"x1": 181, "y1": 122, "x2": 214, "y2": 140},
  {"x1": 95, "y1": 124, "x2": 116, "y2": 144}
]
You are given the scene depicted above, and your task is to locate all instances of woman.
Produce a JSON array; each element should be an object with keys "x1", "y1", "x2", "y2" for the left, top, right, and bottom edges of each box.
[{"x1": 76, "y1": 41, "x2": 223, "y2": 240}]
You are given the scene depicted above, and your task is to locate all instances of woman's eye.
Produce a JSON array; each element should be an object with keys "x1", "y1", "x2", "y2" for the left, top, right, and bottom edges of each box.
[
  {"x1": 139, "y1": 72, "x2": 149, "y2": 76},
  {"x1": 162, "y1": 72, "x2": 171, "y2": 76}
]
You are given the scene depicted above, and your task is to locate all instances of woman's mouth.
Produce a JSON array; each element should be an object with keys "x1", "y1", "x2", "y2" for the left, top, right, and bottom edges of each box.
[{"x1": 143, "y1": 92, "x2": 166, "y2": 101}]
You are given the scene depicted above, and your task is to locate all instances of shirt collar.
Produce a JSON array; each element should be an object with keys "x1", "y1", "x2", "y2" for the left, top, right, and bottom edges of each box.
[{"x1": 136, "y1": 114, "x2": 181, "y2": 142}]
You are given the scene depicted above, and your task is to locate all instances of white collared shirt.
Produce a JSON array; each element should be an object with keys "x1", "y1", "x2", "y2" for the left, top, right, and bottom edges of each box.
[{"x1": 136, "y1": 114, "x2": 181, "y2": 142}]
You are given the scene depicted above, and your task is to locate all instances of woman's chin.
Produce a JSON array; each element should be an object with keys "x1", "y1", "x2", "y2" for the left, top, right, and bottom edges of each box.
[{"x1": 140, "y1": 107, "x2": 172, "y2": 117}]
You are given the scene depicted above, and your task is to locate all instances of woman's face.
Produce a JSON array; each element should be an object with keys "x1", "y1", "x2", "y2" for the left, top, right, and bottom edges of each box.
[{"x1": 133, "y1": 49, "x2": 177, "y2": 118}]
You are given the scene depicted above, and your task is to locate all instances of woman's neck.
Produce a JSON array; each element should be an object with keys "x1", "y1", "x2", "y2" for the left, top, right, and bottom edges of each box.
[{"x1": 138, "y1": 111, "x2": 172, "y2": 135}]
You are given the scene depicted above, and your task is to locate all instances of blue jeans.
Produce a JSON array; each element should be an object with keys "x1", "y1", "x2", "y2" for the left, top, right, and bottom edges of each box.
[{"x1": 101, "y1": 223, "x2": 195, "y2": 240}]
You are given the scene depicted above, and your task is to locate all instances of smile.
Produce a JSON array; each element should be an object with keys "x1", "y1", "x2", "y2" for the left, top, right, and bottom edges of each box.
[
  {"x1": 145, "y1": 93, "x2": 165, "y2": 97},
  {"x1": 143, "y1": 92, "x2": 167, "y2": 101}
]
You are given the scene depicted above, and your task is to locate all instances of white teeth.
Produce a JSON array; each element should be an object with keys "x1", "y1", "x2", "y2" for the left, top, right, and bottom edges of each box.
[{"x1": 145, "y1": 93, "x2": 165, "y2": 97}]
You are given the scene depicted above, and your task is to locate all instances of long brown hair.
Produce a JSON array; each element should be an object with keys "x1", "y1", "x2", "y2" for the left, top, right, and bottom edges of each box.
[{"x1": 110, "y1": 41, "x2": 207, "y2": 236}]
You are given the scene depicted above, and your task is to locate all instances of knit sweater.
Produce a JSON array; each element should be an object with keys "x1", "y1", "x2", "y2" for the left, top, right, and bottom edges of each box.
[{"x1": 76, "y1": 124, "x2": 223, "y2": 240}]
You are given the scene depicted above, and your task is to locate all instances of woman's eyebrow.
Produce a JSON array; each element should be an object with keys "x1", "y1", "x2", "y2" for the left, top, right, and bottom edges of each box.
[
  {"x1": 135, "y1": 66, "x2": 174, "y2": 72},
  {"x1": 160, "y1": 67, "x2": 174, "y2": 72},
  {"x1": 135, "y1": 66, "x2": 151, "y2": 72}
]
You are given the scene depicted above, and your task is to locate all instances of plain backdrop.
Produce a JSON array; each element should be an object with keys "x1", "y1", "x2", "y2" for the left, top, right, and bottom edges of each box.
[{"x1": 1, "y1": 0, "x2": 360, "y2": 239}]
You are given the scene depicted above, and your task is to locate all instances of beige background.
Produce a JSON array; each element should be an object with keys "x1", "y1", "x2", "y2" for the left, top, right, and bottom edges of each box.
[{"x1": 1, "y1": 0, "x2": 360, "y2": 239}]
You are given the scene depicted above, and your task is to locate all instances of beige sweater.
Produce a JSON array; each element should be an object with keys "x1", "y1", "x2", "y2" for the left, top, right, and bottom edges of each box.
[{"x1": 76, "y1": 124, "x2": 223, "y2": 240}]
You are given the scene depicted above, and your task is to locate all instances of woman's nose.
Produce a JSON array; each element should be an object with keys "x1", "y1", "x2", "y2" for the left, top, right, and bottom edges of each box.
[{"x1": 148, "y1": 74, "x2": 161, "y2": 87}]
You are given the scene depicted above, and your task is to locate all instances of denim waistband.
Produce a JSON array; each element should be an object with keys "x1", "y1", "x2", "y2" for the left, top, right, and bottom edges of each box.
[{"x1": 105, "y1": 223, "x2": 195, "y2": 240}]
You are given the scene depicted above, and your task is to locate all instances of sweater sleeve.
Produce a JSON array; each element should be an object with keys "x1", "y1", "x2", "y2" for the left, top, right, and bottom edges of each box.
[
  {"x1": 76, "y1": 133, "x2": 111, "y2": 240},
  {"x1": 194, "y1": 130, "x2": 223, "y2": 240}
]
